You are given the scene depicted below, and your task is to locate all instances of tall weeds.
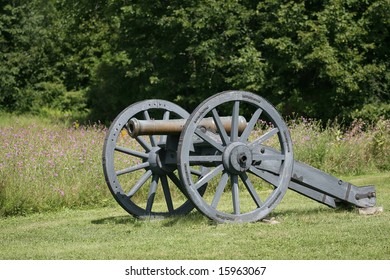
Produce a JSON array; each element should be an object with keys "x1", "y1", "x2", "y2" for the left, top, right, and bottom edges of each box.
[
  {"x1": 0, "y1": 115, "x2": 389, "y2": 217},
  {"x1": 290, "y1": 117, "x2": 390, "y2": 175},
  {"x1": 0, "y1": 116, "x2": 110, "y2": 216}
]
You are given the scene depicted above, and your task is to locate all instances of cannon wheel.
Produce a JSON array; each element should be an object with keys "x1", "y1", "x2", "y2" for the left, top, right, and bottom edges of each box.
[
  {"x1": 103, "y1": 100, "x2": 204, "y2": 219},
  {"x1": 177, "y1": 91, "x2": 294, "y2": 223}
]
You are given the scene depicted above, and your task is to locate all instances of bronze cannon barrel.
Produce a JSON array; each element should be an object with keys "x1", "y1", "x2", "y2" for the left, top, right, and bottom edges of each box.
[{"x1": 128, "y1": 116, "x2": 247, "y2": 137}]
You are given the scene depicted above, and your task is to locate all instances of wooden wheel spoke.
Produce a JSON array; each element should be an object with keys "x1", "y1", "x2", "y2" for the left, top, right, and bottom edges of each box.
[
  {"x1": 146, "y1": 174, "x2": 159, "y2": 213},
  {"x1": 230, "y1": 101, "x2": 240, "y2": 142},
  {"x1": 127, "y1": 169, "x2": 153, "y2": 197},
  {"x1": 240, "y1": 108, "x2": 263, "y2": 142},
  {"x1": 116, "y1": 162, "x2": 150, "y2": 176},
  {"x1": 115, "y1": 146, "x2": 149, "y2": 159},
  {"x1": 143, "y1": 110, "x2": 157, "y2": 147},
  {"x1": 249, "y1": 128, "x2": 279, "y2": 147},
  {"x1": 231, "y1": 174, "x2": 240, "y2": 214},
  {"x1": 240, "y1": 172, "x2": 263, "y2": 208},
  {"x1": 135, "y1": 136, "x2": 152, "y2": 152},
  {"x1": 195, "y1": 128, "x2": 225, "y2": 152},
  {"x1": 193, "y1": 164, "x2": 224, "y2": 190},
  {"x1": 167, "y1": 172, "x2": 182, "y2": 188},
  {"x1": 249, "y1": 166, "x2": 280, "y2": 187},
  {"x1": 161, "y1": 175, "x2": 174, "y2": 213},
  {"x1": 211, "y1": 109, "x2": 230, "y2": 146},
  {"x1": 211, "y1": 172, "x2": 229, "y2": 209},
  {"x1": 190, "y1": 168, "x2": 202, "y2": 176}
]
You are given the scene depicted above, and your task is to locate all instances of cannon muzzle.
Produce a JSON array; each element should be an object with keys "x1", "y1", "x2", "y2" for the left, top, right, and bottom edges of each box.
[{"x1": 128, "y1": 116, "x2": 247, "y2": 137}]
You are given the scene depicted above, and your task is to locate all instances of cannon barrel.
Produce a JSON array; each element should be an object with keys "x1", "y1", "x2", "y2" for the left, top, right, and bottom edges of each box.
[{"x1": 128, "y1": 116, "x2": 247, "y2": 137}]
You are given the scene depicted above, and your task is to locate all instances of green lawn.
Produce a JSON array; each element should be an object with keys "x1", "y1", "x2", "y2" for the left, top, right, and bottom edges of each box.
[{"x1": 0, "y1": 173, "x2": 389, "y2": 260}]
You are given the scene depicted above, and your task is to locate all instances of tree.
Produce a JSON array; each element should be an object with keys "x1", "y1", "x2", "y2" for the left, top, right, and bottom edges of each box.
[
  {"x1": 1, "y1": 0, "x2": 389, "y2": 123},
  {"x1": 255, "y1": 0, "x2": 390, "y2": 122},
  {"x1": 88, "y1": 0, "x2": 389, "y2": 123},
  {"x1": 88, "y1": 0, "x2": 267, "y2": 121}
]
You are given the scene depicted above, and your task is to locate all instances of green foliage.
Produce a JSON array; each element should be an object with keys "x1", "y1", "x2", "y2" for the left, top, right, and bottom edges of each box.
[
  {"x1": 88, "y1": 0, "x2": 267, "y2": 121},
  {"x1": 351, "y1": 103, "x2": 390, "y2": 122},
  {"x1": 0, "y1": 0, "x2": 389, "y2": 123},
  {"x1": 257, "y1": 0, "x2": 390, "y2": 121},
  {"x1": 0, "y1": 0, "x2": 111, "y2": 118}
]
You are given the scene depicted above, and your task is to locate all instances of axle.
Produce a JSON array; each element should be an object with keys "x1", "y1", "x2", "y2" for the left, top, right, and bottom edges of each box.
[{"x1": 128, "y1": 116, "x2": 247, "y2": 137}]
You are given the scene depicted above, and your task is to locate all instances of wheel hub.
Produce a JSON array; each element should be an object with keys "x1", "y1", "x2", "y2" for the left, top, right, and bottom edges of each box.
[
  {"x1": 148, "y1": 147, "x2": 175, "y2": 175},
  {"x1": 223, "y1": 142, "x2": 252, "y2": 174}
]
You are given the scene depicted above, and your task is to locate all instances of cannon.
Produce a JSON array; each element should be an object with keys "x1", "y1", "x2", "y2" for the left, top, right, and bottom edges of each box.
[{"x1": 102, "y1": 91, "x2": 377, "y2": 223}]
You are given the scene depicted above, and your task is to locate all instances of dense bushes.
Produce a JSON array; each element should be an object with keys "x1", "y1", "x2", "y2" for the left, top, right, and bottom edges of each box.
[{"x1": 1, "y1": 0, "x2": 389, "y2": 123}]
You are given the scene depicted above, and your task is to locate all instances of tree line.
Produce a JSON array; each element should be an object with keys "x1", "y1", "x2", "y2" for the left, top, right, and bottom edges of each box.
[{"x1": 1, "y1": 0, "x2": 389, "y2": 123}]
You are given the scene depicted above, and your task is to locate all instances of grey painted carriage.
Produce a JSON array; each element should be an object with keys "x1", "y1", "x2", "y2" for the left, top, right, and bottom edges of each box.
[{"x1": 102, "y1": 91, "x2": 376, "y2": 223}]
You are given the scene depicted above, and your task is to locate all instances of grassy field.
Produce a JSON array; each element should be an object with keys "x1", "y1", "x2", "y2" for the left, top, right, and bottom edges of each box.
[{"x1": 0, "y1": 172, "x2": 388, "y2": 260}]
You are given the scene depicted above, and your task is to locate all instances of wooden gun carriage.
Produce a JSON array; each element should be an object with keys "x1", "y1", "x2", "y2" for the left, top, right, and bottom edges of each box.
[{"x1": 103, "y1": 91, "x2": 376, "y2": 223}]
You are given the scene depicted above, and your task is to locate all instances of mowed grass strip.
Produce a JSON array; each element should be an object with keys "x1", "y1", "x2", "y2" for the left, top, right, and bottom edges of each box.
[{"x1": 0, "y1": 173, "x2": 388, "y2": 260}]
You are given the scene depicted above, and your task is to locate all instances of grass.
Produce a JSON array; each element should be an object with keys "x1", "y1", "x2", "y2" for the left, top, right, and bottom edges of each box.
[
  {"x1": 0, "y1": 114, "x2": 111, "y2": 216},
  {"x1": 0, "y1": 172, "x2": 388, "y2": 260}
]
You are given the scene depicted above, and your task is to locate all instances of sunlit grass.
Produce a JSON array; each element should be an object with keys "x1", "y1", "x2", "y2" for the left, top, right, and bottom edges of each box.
[{"x1": 0, "y1": 172, "x2": 388, "y2": 260}]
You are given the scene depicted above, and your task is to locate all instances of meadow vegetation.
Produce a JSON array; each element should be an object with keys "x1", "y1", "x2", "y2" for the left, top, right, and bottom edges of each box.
[
  {"x1": 0, "y1": 114, "x2": 389, "y2": 217},
  {"x1": 0, "y1": 114, "x2": 110, "y2": 216}
]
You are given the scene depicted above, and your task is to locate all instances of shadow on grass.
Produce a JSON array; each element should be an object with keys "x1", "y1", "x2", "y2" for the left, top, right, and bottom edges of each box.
[
  {"x1": 273, "y1": 204, "x2": 361, "y2": 218},
  {"x1": 161, "y1": 212, "x2": 210, "y2": 227},
  {"x1": 91, "y1": 207, "x2": 354, "y2": 226},
  {"x1": 91, "y1": 215, "x2": 140, "y2": 225},
  {"x1": 91, "y1": 211, "x2": 210, "y2": 227}
]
